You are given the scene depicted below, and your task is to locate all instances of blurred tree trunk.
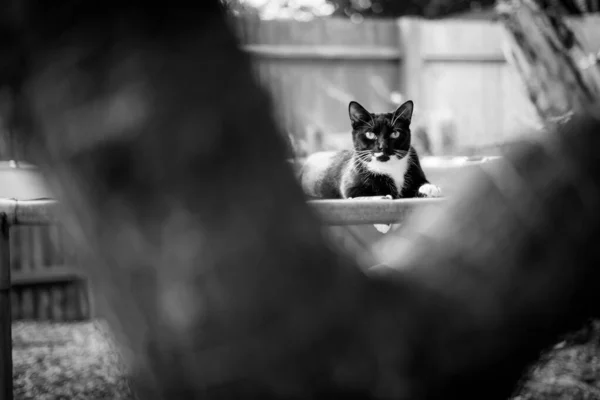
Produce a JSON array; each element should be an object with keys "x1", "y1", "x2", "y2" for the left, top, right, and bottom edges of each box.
[{"x1": 497, "y1": 0, "x2": 600, "y2": 125}]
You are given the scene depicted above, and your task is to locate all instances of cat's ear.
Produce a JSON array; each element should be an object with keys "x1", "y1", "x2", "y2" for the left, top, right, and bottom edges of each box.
[
  {"x1": 348, "y1": 101, "x2": 371, "y2": 127},
  {"x1": 392, "y1": 100, "x2": 414, "y2": 124}
]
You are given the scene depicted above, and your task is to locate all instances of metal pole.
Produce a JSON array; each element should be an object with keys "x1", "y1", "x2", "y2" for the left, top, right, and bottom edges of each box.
[{"x1": 0, "y1": 213, "x2": 12, "y2": 400}]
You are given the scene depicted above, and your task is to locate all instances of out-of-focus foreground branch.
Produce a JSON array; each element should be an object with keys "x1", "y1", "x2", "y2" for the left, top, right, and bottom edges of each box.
[
  {"x1": 371, "y1": 114, "x2": 600, "y2": 399},
  {"x1": 2, "y1": 1, "x2": 600, "y2": 399}
]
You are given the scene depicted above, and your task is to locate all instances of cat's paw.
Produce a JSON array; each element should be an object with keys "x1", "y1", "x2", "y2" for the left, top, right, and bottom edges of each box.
[
  {"x1": 374, "y1": 224, "x2": 392, "y2": 233},
  {"x1": 417, "y1": 184, "x2": 443, "y2": 198}
]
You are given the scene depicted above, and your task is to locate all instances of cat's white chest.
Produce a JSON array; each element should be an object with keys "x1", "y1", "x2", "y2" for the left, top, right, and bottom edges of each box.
[{"x1": 366, "y1": 156, "x2": 410, "y2": 194}]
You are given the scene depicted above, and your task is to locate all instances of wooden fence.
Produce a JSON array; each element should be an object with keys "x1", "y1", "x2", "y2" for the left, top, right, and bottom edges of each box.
[
  {"x1": 9, "y1": 226, "x2": 90, "y2": 321},
  {"x1": 0, "y1": 163, "x2": 91, "y2": 322},
  {"x1": 234, "y1": 15, "x2": 600, "y2": 154}
]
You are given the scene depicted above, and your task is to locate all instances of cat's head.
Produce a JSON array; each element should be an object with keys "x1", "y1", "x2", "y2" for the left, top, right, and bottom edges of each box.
[{"x1": 348, "y1": 100, "x2": 413, "y2": 163}]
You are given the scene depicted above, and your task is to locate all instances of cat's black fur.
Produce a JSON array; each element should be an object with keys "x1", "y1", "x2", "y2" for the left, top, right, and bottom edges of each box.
[{"x1": 301, "y1": 100, "x2": 439, "y2": 199}]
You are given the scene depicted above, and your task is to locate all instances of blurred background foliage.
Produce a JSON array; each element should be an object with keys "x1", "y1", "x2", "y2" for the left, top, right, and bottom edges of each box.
[{"x1": 221, "y1": 0, "x2": 598, "y2": 20}]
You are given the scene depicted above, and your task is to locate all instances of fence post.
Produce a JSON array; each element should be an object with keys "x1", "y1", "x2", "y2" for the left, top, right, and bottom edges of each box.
[
  {"x1": 397, "y1": 17, "x2": 424, "y2": 107},
  {"x1": 0, "y1": 213, "x2": 12, "y2": 400}
]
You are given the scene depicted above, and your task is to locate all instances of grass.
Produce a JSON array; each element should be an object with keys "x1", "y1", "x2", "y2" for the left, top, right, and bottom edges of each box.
[{"x1": 11, "y1": 320, "x2": 600, "y2": 400}]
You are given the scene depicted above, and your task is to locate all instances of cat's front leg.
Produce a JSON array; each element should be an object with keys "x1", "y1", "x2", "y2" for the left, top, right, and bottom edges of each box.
[{"x1": 417, "y1": 183, "x2": 443, "y2": 198}]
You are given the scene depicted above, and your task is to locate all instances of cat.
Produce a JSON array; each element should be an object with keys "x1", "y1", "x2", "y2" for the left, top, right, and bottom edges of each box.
[{"x1": 300, "y1": 100, "x2": 442, "y2": 202}]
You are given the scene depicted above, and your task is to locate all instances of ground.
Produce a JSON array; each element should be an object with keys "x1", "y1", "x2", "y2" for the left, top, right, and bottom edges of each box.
[
  {"x1": 511, "y1": 321, "x2": 600, "y2": 400},
  {"x1": 12, "y1": 321, "x2": 132, "y2": 400},
  {"x1": 11, "y1": 320, "x2": 600, "y2": 400}
]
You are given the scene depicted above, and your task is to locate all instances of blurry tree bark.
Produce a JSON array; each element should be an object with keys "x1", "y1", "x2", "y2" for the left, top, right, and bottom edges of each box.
[
  {"x1": 4, "y1": 1, "x2": 600, "y2": 400},
  {"x1": 497, "y1": 0, "x2": 600, "y2": 125}
]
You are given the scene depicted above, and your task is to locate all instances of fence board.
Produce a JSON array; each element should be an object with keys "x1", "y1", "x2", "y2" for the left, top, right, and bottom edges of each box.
[
  {"x1": 419, "y1": 19, "x2": 505, "y2": 59},
  {"x1": 245, "y1": 45, "x2": 401, "y2": 60}
]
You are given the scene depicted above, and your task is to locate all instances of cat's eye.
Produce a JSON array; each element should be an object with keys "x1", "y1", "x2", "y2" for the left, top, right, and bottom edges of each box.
[
  {"x1": 390, "y1": 131, "x2": 401, "y2": 139},
  {"x1": 365, "y1": 132, "x2": 376, "y2": 140}
]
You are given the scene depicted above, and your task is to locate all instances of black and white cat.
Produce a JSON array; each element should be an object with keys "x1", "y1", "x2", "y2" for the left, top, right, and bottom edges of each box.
[{"x1": 301, "y1": 100, "x2": 442, "y2": 201}]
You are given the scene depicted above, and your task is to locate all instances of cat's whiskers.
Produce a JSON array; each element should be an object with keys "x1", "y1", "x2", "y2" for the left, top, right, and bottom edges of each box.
[
  {"x1": 393, "y1": 150, "x2": 410, "y2": 160},
  {"x1": 359, "y1": 152, "x2": 373, "y2": 174},
  {"x1": 396, "y1": 152, "x2": 416, "y2": 169},
  {"x1": 354, "y1": 151, "x2": 373, "y2": 166},
  {"x1": 352, "y1": 157, "x2": 365, "y2": 173},
  {"x1": 354, "y1": 155, "x2": 375, "y2": 178},
  {"x1": 402, "y1": 153, "x2": 419, "y2": 169}
]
